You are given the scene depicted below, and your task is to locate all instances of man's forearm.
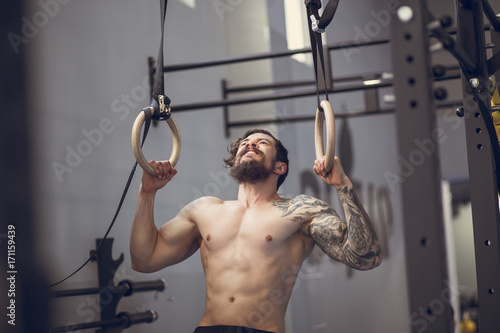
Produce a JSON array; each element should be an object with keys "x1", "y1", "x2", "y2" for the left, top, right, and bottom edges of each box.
[
  {"x1": 130, "y1": 187, "x2": 160, "y2": 268},
  {"x1": 337, "y1": 184, "x2": 382, "y2": 265}
]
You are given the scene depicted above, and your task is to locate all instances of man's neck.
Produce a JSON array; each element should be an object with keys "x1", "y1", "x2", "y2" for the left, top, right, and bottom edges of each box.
[{"x1": 237, "y1": 180, "x2": 281, "y2": 208}]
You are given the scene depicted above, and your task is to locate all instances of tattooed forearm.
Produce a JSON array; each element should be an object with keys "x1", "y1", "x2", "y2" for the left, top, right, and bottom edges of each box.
[
  {"x1": 333, "y1": 186, "x2": 382, "y2": 269},
  {"x1": 337, "y1": 186, "x2": 379, "y2": 256}
]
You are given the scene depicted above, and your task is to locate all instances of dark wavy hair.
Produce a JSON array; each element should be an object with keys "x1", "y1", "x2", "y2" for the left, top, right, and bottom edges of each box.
[{"x1": 224, "y1": 129, "x2": 289, "y2": 190}]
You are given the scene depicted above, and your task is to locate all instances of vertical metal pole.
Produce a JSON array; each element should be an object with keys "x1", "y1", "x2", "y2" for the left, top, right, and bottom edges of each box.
[
  {"x1": 390, "y1": 1, "x2": 452, "y2": 332},
  {"x1": 456, "y1": 0, "x2": 500, "y2": 331}
]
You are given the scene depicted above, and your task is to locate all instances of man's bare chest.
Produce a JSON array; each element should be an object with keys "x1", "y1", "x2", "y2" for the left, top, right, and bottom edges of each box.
[{"x1": 195, "y1": 201, "x2": 304, "y2": 252}]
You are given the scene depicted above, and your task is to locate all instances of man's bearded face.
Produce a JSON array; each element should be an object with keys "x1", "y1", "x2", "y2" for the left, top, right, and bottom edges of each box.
[{"x1": 230, "y1": 145, "x2": 275, "y2": 184}]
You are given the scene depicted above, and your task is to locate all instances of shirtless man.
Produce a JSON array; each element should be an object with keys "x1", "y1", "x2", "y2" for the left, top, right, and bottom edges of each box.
[{"x1": 130, "y1": 129, "x2": 382, "y2": 333}]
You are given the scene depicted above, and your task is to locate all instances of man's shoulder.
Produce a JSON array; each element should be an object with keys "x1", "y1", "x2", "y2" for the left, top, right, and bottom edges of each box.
[
  {"x1": 194, "y1": 196, "x2": 224, "y2": 204},
  {"x1": 273, "y1": 194, "x2": 325, "y2": 206},
  {"x1": 179, "y1": 196, "x2": 222, "y2": 214},
  {"x1": 271, "y1": 194, "x2": 330, "y2": 216}
]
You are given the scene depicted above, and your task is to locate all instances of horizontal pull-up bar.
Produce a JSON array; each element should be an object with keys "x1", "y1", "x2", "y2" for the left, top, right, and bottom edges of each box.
[
  {"x1": 225, "y1": 100, "x2": 463, "y2": 129},
  {"x1": 225, "y1": 76, "x2": 366, "y2": 94},
  {"x1": 169, "y1": 69, "x2": 460, "y2": 113},
  {"x1": 226, "y1": 65, "x2": 459, "y2": 95},
  {"x1": 162, "y1": 38, "x2": 390, "y2": 72},
  {"x1": 224, "y1": 66, "x2": 459, "y2": 97},
  {"x1": 159, "y1": 25, "x2": 467, "y2": 74},
  {"x1": 49, "y1": 279, "x2": 165, "y2": 298},
  {"x1": 226, "y1": 79, "x2": 317, "y2": 94},
  {"x1": 171, "y1": 81, "x2": 393, "y2": 112},
  {"x1": 227, "y1": 109, "x2": 395, "y2": 128}
]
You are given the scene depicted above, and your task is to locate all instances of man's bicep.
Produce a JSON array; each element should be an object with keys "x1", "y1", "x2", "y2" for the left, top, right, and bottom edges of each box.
[
  {"x1": 306, "y1": 213, "x2": 348, "y2": 261},
  {"x1": 308, "y1": 213, "x2": 381, "y2": 270},
  {"x1": 152, "y1": 212, "x2": 201, "y2": 268}
]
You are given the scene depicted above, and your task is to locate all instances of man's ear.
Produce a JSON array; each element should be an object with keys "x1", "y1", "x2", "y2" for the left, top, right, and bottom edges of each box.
[{"x1": 273, "y1": 161, "x2": 287, "y2": 175}]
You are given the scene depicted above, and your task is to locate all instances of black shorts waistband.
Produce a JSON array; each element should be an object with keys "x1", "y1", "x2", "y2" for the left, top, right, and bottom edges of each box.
[{"x1": 193, "y1": 325, "x2": 275, "y2": 333}]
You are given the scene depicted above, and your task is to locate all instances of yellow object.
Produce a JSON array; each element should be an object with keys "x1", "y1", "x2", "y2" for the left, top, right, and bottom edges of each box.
[
  {"x1": 490, "y1": 77, "x2": 500, "y2": 106},
  {"x1": 489, "y1": 77, "x2": 500, "y2": 148},
  {"x1": 459, "y1": 319, "x2": 477, "y2": 333},
  {"x1": 492, "y1": 86, "x2": 500, "y2": 107},
  {"x1": 493, "y1": 111, "x2": 500, "y2": 147}
]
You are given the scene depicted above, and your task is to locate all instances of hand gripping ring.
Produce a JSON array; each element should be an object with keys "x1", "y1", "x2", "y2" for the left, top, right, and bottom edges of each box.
[
  {"x1": 314, "y1": 100, "x2": 336, "y2": 173},
  {"x1": 131, "y1": 111, "x2": 181, "y2": 175}
]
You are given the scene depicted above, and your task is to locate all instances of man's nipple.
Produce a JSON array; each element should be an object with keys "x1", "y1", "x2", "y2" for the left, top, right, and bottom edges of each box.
[{"x1": 266, "y1": 234, "x2": 273, "y2": 242}]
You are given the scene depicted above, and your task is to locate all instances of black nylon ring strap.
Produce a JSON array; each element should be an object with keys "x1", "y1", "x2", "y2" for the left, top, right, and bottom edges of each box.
[
  {"x1": 306, "y1": 0, "x2": 339, "y2": 173},
  {"x1": 49, "y1": 0, "x2": 169, "y2": 288},
  {"x1": 305, "y1": 0, "x2": 340, "y2": 110},
  {"x1": 152, "y1": 0, "x2": 170, "y2": 109},
  {"x1": 317, "y1": 0, "x2": 339, "y2": 30},
  {"x1": 306, "y1": 3, "x2": 325, "y2": 109},
  {"x1": 132, "y1": 0, "x2": 180, "y2": 175}
]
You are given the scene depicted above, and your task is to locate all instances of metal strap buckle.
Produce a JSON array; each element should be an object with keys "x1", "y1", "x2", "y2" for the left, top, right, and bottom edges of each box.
[
  {"x1": 310, "y1": 15, "x2": 325, "y2": 33},
  {"x1": 158, "y1": 95, "x2": 171, "y2": 119}
]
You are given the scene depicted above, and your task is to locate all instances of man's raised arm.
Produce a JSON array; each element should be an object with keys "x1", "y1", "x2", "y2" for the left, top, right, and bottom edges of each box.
[
  {"x1": 308, "y1": 156, "x2": 382, "y2": 270},
  {"x1": 130, "y1": 161, "x2": 201, "y2": 273}
]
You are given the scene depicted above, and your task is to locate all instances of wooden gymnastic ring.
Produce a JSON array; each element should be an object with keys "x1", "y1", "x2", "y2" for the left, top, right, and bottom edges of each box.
[
  {"x1": 131, "y1": 111, "x2": 181, "y2": 175},
  {"x1": 314, "y1": 100, "x2": 335, "y2": 172}
]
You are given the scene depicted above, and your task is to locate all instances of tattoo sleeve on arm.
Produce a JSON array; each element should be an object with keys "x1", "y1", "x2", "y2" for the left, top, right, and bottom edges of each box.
[
  {"x1": 274, "y1": 191, "x2": 382, "y2": 270},
  {"x1": 324, "y1": 186, "x2": 382, "y2": 270}
]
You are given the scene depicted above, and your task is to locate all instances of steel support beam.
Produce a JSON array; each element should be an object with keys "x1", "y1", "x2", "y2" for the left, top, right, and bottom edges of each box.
[
  {"x1": 390, "y1": 1, "x2": 452, "y2": 332},
  {"x1": 456, "y1": 0, "x2": 500, "y2": 331}
]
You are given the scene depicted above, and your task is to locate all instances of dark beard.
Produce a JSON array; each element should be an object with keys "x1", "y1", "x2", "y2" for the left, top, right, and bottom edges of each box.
[{"x1": 230, "y1": 158, "x2": 273, "y2": 184}]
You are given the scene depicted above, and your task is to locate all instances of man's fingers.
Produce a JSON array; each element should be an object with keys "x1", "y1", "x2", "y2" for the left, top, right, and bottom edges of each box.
[
  {"x1": 314, "y1": 156, "x2": 328, "y2": 177},
  {"x1": 147, "y1": 160, "x2": 172, "y2": 180},
  {"x1": 157, "y1": 161, "x2": 164, "y2": 178},
  {"x1": 313, "y1": 158, "x2": 326, "y2": 178},
  {"x1": 157, "y1": 161, "x2": 170, "y2": 179},
  {"x1": 166, "y1": 168, "x2": 178, "y2": 181},
  {"x1": 160, "y1": 161, "x2": 177, "y2": 180},
  {"x1": 148, "y1": 160, "x2": 161, "y2": 175}
]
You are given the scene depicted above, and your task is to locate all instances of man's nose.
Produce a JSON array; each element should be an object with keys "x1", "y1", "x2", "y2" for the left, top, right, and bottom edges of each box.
[{"x1": 246, "y1": 141, "x2": 257, "y2": 147}]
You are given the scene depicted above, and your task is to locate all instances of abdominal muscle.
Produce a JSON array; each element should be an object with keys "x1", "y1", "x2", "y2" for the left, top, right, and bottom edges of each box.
[{"x1": 197, "y1": 234, "x2": 311, "y2": 333}]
